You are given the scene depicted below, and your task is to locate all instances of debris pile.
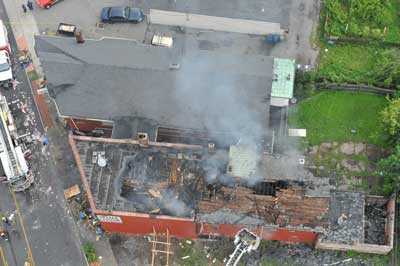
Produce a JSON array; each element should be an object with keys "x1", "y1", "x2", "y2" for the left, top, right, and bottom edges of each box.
[
  {"x1": 322, "y1": 192, "x2": 365, "y2": 244},
  {"x1": 364, "y1": 199, "x2": 387, "y2": 245}
]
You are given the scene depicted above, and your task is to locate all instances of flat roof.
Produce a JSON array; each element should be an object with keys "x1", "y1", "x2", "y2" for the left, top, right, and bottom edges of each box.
[
  {"x1": 36, "y1": 36, "x2": 273, "y2": 136},
  {"x1": 271, "y1": 58, "x2": 295, "y2": 99}
]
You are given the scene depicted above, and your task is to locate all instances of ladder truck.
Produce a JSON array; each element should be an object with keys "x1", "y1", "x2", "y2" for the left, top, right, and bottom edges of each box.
[
  {"x1": 0, "y1": 94, "x2": 33, "y2": 191},
  {"x1": 225, "y1": 229, "x2": 260, "y2": 266}
]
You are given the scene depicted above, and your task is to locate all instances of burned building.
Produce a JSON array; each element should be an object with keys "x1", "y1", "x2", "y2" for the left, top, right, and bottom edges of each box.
[
  {"x1": 70, "y1": 135, "x2": 395, "y2": 254},
  {"x1": 36, "y1": 35, "x2": 393, "y2": 255}
]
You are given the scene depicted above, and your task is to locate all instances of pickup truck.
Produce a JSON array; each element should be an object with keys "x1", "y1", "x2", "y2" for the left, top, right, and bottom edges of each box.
[{"x1": 0, "y1": 50, "x2": 13, "y2": 88}]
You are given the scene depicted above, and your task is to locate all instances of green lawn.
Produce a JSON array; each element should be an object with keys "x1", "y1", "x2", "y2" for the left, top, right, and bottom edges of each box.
[{"x1": 288, "y1": 91, "x2": 389, "y2": 146}]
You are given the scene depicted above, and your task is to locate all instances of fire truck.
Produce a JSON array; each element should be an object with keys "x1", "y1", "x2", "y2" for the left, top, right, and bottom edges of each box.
[{"x1": 0, "y1": 94, "x2": 33, "y2": 191}]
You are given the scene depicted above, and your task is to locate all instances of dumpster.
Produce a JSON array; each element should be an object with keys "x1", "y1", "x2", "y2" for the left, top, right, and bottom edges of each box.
[{"x1": 265, "y1": 34, "x2": 282, "y2": 45}]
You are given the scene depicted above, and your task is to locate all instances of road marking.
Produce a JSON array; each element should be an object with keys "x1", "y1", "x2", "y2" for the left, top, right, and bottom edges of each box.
[
  {"x1": 0, "y1": 246, "x2": 8, "y2": 266},
  {"x1": 9, "y1": 188, "x2": 35, "y2": 266}
]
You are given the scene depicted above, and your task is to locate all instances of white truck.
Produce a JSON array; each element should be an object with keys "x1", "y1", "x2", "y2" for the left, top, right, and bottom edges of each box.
[
  {"x1": 0, "y1": 20, "x2": 12, "y2": 88},
  {"x1": 0, "y1": 50, "x2": 12, "y2": 88}
]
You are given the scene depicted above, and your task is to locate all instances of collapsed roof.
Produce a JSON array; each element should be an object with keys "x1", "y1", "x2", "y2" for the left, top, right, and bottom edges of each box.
[{"x1": 71, "y1": 135, "x2": 393, "y2": 250}]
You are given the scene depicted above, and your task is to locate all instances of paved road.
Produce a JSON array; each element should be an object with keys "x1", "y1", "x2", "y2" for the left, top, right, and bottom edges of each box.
[{"x1": 0, "y1": 0, "x2": 87, "y2": 265}]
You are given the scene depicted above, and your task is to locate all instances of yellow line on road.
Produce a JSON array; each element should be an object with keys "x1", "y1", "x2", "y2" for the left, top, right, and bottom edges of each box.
[
  {"x1": 0, "y1": 246, "x2": 8, "y2": 266},
  {"x1": 9, "y1": 188, "x2": 35, "y2": 266}
]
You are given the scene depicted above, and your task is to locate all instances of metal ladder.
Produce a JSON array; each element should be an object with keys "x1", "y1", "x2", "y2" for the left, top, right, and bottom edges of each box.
[{"x1": 226, "y1": 242, "x2": 249, "y2": 266}]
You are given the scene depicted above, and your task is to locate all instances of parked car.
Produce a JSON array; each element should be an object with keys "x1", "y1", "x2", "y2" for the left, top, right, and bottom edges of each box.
[
  {"x1": 36, "y1": 0, "x2": 64, "y2": 9},
  {"x1": 151, "y1": 34, "x2": 173, "y2": 48},
  {"x1": 100, "y1": 7, "x2": 145, "y2": 23}
]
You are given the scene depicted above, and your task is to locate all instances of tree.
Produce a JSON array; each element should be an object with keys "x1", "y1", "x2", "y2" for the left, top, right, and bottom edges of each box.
[
  {"x1": 381, "y1": 98, "x2": 400, "y2": 137},
  {"x1": 377, "y1": 144, "x2": 400, "y2": 195}
]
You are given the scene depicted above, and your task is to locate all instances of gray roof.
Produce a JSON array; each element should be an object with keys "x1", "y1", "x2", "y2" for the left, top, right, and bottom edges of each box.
[{"x1": 35, "y1": 36, "x2": 272, "y2": 136}]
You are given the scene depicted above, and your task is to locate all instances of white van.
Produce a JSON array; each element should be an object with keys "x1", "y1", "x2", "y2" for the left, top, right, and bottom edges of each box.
[{"x1": 0, "y1": 20, "x2": 10, "y2": 53}]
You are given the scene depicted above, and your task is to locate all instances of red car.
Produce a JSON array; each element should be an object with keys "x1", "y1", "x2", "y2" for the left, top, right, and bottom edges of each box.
[{"x1": 36, "y1": 0, "x2": 64, "y2": 9}]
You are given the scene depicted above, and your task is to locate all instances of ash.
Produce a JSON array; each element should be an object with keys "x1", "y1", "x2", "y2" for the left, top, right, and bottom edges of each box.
[
  {"x1": 364, "y1": 200, "x2": 387, "y2": 245},
  {"x1": 114, "y1": 147, "x2": 204, "y2": 218},
  {"x1": 322, "y1": 192, "x2": 365, "y2": 244}
]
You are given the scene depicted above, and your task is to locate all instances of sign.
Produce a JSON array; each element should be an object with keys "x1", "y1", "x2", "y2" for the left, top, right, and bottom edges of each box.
[{"x1": 97, "y1": 215, "x2": 123, "y2": 224}]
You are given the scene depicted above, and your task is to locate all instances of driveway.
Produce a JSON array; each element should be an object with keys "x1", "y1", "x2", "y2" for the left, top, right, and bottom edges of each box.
[{"x1": 32, "y1": 0, "x2": 147, "y2": 40}]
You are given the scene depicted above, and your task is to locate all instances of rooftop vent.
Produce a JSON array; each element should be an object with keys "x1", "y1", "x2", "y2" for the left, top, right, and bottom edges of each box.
[{"x1": 137, "y1": 132, "x2": 149, "y2": 147}]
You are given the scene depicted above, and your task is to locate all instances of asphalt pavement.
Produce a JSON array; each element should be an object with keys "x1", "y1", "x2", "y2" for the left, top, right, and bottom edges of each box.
[{"x1": 0, "y1": 0, "x2": 87, "y2": 265}]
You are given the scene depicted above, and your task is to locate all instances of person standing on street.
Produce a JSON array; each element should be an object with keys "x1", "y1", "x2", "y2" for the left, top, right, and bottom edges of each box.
[
  {"x1": 27, "y1": 0, "x2": 34, "y2": 10},
  {"x1": 1, "y1": 216, "x2": 10, "y2": 226},
  {"x1": 22, "y1": 4, "x2": 27, "y2": 13}
]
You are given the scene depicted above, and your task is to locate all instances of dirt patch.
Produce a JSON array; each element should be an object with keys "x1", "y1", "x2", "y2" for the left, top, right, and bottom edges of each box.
[
  {"x1": 340, "y1": 142, "x2": 355, "y2": 155},
  {"x1": 341, "y1": 159, "x2": 366, "y2": 173},
  {"x1": 354, "y1": 143, "x2": 366, "y2": 155},
  {"x1": 319, "y1": 142, "x2": 333, "y2": 153},
  {"x1": 109, "y1": 235, "x2": 151, "y2": 266}
]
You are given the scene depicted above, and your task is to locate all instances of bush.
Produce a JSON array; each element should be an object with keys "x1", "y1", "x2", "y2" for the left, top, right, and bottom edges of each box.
[
  {"x1": 324, "y1": 0, "x2": 400, "y2": 42},
  {"x1": 83, "y1": 242, "x2": 97, "y2": 263},
  {"x1": 381, "y1": 97, "x2": 400, "y2": 136},
  {"x1": 318, "y1": 44, "x2": 400, "y2": 87}
]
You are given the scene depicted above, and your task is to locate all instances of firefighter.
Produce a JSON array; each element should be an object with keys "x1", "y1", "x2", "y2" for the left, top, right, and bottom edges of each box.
[
  {"x1": 2, "y1": 216, "x2": 10, "y2": 226},
  {"x1": 27, "y1": 1, "x2": 34, "y2": 10},
  {"x1": 22, "y1": 4, "x2": 27, "y2": 13},
  {"x1": 0, "y1": 228, "x2": 8, "y2": 241}
]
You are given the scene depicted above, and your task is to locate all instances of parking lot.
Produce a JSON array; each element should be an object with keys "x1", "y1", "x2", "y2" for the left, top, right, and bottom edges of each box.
[
  {"x1": 31, "y1": 0, "x2": 319, "y2": 64},
  {"x1": 32, "y1": 0, "x2": 147, "y2": 40}
]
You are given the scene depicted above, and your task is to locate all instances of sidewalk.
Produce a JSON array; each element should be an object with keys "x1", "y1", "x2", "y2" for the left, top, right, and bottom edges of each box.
[
  {"x1": 3, "y1": 0, "x2": 42, "y2": 74},
  {"x1": 2, "y1": 1, "x2": 119, "y2": 265}
]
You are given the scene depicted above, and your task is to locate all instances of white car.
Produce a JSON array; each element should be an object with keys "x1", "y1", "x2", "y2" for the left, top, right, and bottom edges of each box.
[
  {"x1": 151, "y1": 34, "x2": 173, "y2": 48},
  {"x1": 0, "y1": 50, "x2": 12, "y2": 87}
]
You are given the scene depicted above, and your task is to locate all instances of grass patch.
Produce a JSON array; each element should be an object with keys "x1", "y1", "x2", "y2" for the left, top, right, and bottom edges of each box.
[
  {"x1": 289, "y1": 91, "x2": 388, "y2": 146},
  {"x1": 318, "y1": 44, "x2": 400, "y2": 86},
  {"x1": 27, "y1": 69, "x2": 39, "y2": 81},
  {"x1": 82, "y1": 242, "x2": 97, "y2": 263},
  {"x1": 177, "y1": 240, "x2": 208, "y2": 266},
  {"x1": 346, "y1": 250, "x2": 390, "y2": 266}
]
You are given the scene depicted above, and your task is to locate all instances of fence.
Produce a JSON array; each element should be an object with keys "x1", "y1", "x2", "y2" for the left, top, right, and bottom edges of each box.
[{"x1": 316, "y1": 83, "x2": 395, "y2": 95}]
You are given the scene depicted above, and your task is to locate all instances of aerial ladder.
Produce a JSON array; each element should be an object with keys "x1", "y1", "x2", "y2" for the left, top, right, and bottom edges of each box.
[
  {"x1": 225, "y1": 229, "x2": 260, "y2": 266},
  {"x1": 0, "y1": 94, "x2": 33, "y2": 191}
]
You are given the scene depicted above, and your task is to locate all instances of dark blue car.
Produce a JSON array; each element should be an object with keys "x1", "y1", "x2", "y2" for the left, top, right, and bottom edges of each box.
[{"x1": 100, "y1": 7, "x2": 145, "y2": 23}]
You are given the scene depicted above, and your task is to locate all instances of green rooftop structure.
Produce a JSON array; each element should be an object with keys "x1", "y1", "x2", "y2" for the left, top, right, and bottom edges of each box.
[{"x1": 270, "y1": 58, "x2": 295, "y2": 106}]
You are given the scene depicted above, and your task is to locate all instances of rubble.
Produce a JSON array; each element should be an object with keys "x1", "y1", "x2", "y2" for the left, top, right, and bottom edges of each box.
[
  {"x1": 364, "y1": 199, "x2": 387, "y2": 245},
  {"x1": 322, "y1": 192, "x2": 364, "y2": 244},
  {"x1": 71, "y1": 135, "x2": 394, "y2": 255}
]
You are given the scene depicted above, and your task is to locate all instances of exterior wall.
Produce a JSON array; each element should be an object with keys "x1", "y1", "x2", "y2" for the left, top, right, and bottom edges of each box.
[
  {"x1": 149, "y1": 9, "x2": 284, "y2": 35},
  {"x1": 199, "y1": 223, "x2": 318, "y2": 244},
  {"x1": 95, "y1": 210, "x2": 197, "y2": 239},
  {"x1": 65, "y1": 117, "x2": 113, "y2": 137},
  {"x1": 385, "y1": 197, "x2": 396, "y2": 249},
  {"x1": 315, "y1": 239, "x2": 392, "y2": 255},
  {"x1": 95, "y1": 210, "x2": 318, "y2": 244}
]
